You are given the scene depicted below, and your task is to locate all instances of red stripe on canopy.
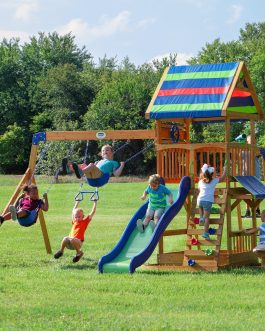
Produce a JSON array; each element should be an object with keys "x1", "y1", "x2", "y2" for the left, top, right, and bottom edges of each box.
[
  {"x1": 158, "y1": 86, "x2": 230, "y2": 96},
  {"x1": 232, "y1": 89, "x2": 251, "y2": 97}
]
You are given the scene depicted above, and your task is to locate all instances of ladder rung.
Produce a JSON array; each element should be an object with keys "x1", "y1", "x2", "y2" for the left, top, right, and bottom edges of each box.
[
  {"x1": 187, "y1": 229, "x2": 221, "y2": 236},
  {"x1": 184, "y1": 250, "x2": 217, "y2": 258},
  {"x1": 187, "y1": 239, "x2": 220, "y2": 246}
]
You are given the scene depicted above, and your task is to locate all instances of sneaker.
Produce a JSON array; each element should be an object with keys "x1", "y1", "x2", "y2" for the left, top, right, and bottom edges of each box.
[
  {"x1": 256, "y1": 209, "x2": 261, "y2": 217},
  {"x1": 62, "y1": 157, "x2": 69, "y2": 175},
  {"x1": 199, "y1": 217, "x2": 205, "y2": 226},
  {"x1": 73, "y1": 251, "x2": 84, "y2": 263},
  {"x1": 0, "y1": 216, "x2": 4, "y2": 225},
  {"x1": 137, "y1": 219, "x2": 144, "y2": 233},
  {"x1": 202, "y1": 232, "x2": 210, "y2": 239},
  {"x1": 9, "y1": 205, "x2": 17, "y2": 220},
  {"x1": 54, "y1": 250, "x2": 63, "y2": 259},
  {"x1": 243, "y1": 210, "x2": 251, "y2": 218},
  {"x1": 150, "y1": 220, "x2": 156, "y2": 232},
  {"x1": 72, "y1": 162, "x2": 83, "y2": 179}
]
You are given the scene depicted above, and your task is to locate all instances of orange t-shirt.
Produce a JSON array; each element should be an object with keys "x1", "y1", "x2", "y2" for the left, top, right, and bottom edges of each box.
[{"x1": 69, "y1": 216, "x2": 91, "y2": 241}]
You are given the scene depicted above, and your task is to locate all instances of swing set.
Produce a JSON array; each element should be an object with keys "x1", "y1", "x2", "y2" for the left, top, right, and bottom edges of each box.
[
  {"x1": 2, "y1": 129, "x2": 155, "y2": 253},
  {"x1": 74, "y1": 139, "x2": 154, "y2": 203}
]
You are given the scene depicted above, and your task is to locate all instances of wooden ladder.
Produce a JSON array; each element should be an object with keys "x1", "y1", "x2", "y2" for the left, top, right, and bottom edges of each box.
[{"x1": 183, "y1": 188, "x2": 227, "y2": 271}]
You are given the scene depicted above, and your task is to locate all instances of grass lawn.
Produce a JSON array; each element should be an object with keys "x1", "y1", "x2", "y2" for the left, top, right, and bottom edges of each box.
[{"x1": 1, "y1": 175, "x2": 265, "y2": 330}]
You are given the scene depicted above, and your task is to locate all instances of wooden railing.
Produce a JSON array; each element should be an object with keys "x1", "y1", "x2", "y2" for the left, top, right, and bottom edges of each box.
[
  {"x1": 230, "y1": 231, "x2": 255, "y2": 253},
  {"x1": 156, "y1": 143, "x2": 262, "y2": 182}
]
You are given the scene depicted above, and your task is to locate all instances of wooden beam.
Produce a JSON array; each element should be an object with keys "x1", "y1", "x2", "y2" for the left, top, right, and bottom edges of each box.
[
  {"x1": 222, "y1": 61, "x2": 244, "y2": 116},
  {"x1": 46, "y1": 130, "x2": 155, "y2": 141},
  {"x1": 242, "y1": 62, "x2": 264, "y2": 120},
  {"x1": 2, "y1": 168, "x2": 31, "y2": 214},
  {"x1": 145, "y1": 67, "x2": 169, "y2": 119}
]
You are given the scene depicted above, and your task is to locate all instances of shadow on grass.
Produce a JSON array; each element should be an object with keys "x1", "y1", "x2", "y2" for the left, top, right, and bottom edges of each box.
[
  {"x1": 138, "y1": 265, "x2": 265, "y2": 276},
  {"x1": 60, "y1": 256, "x2": 98, "y2": 270}
]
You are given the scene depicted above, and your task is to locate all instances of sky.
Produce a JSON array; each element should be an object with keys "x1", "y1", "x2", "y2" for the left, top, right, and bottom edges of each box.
[{"x1": 0, "y1": 0, "x2": 265, "y2": 66}]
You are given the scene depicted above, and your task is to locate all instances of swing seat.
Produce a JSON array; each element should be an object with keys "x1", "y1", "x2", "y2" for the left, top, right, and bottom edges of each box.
[
  {"x1": 17, "y1": 209, "x2": 39, "y2": 227},
  {"x1": 87, "y1": 173, "x2": 110, "y2": 187}
]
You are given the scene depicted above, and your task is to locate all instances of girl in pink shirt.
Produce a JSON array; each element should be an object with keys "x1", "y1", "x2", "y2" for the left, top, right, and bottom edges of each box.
[{"x1": 0, "y1": 184, "x2": 48, "y2": 225}]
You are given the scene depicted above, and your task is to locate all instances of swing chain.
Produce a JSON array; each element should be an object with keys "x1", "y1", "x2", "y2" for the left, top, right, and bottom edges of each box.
[{"x1": 124, "y1": 141, "x2": 154, "y2": 164}]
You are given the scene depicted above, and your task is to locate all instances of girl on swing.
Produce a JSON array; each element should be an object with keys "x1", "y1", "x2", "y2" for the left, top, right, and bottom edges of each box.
[
  {"x1": 63, "y1": 144, "x2": 125, "y2": 181},
  {"x1": 0, "y1": 184, "x2": 49, "y2": 226}
]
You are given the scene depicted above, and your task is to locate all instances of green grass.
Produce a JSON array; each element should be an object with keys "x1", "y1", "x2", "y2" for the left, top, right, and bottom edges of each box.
[{"x1": 1, "y1": 175, "x2": 265, "y2": 330}]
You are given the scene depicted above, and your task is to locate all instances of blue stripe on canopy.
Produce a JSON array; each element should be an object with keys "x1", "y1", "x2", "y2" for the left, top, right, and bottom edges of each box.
[
  {"x1": 229, "y1": 96, "x2": 254, "y2": 107},
  {"x1": 154, "y1": 94, "x2": 227, "y2": 105},
  {"x1": 161, "y1": 77, "x2": 233, "y2": 90},
  {"x1": 168, "y1": 62, "x2": 239, "y2": 74},
  {"x1": 149, "y1": 109, "x2": 222, "y2": 119}
]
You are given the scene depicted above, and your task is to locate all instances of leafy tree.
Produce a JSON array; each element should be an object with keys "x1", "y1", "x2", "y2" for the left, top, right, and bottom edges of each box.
[{"x1": 0, "y1": 124, "x2": 29, "y2": 173}]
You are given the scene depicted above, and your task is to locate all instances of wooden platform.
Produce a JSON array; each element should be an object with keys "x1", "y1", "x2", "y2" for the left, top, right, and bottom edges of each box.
[{"x1": 143, "y1": 250, "x2": 260, "y2": 272}]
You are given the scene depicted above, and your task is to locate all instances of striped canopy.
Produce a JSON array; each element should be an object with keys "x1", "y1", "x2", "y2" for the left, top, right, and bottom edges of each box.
[{"x1": 146, "y1": 62, "x2": 262, "y2": 120}]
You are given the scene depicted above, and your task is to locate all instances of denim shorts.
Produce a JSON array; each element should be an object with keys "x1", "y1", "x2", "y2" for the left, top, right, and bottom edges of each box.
[{"x1": 198, "y1": 200, "x2": 212, "y2": 212}]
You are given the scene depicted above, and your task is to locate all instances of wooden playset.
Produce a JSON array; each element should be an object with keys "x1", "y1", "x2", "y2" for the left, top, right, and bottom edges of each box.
[{"x1": 144, "y1": 61, "x2": 265, "y2": 271}]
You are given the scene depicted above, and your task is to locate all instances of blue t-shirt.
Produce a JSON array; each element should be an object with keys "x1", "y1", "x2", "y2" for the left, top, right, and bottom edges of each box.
[
  {"x1": 258, "y1": 223, "x2": 265, "y2": 244},
  {"x1": 145, "y1": 184, "x2": 171, "y2": 210},
  {"x1": 96, "y1": 159, "x2": 119, "y2": 175}
]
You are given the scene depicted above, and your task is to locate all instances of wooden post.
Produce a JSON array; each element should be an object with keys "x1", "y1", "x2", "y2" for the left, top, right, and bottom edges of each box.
[
  {"x1": 225, "y1": 118, "x2": 232, "y2": 252},
  {"x1": 2, "y1": 168, "x2": 31, "y2": 214}
]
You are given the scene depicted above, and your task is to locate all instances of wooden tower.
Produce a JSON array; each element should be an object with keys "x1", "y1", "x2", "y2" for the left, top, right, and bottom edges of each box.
[{"x1": 145, "y1": 61, "x2": 265, "y2": 271}]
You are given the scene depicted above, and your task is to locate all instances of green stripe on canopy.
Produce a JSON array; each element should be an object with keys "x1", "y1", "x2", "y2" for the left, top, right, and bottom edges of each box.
[
  {"x1": 227, "y1": 106, "x2": 257, "y2": 113},
  {"x1": 165, "y1": 70, "x2": 235, "y2": 81},
  {"x1": 151, "y1": 103, "x2": 223, "y2": 112}
]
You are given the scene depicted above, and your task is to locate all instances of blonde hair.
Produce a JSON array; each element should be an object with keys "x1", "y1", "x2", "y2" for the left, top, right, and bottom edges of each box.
[
  {"x1": 73, "y1": 208, "x2": 84, "y2": 215},
  {"x1": 99, "y1": 144, "x2": 113, "y2": 156},
  {"x1": 149, "y1": 174, "x2": 160, "y2": 185}
]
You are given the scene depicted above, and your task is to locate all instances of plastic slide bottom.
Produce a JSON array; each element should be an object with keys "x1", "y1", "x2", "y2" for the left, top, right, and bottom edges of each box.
[{"x1": 102, "y1": 222, "x2": 153, "y2": 273}]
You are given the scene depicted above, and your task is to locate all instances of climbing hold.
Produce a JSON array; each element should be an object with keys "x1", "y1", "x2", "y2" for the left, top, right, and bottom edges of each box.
[
  {"x1": 211, "y1": 206, "x2": 220, "y2": 214},
  {"x1": 204, "y1": 248, "x2": 214, "y2": 256},
  {"x1": 188, "y1": 259, "x2": 196, "y2": 266},
  {"x1": 191, "y1": 238, "x2": 199, "y2": 245},
  {"x1": 208, "y1": 228, "x2": 216, "y2": 235},
  {"x1": 193, "y1": 217, "x2": 199, "y2": 224}
]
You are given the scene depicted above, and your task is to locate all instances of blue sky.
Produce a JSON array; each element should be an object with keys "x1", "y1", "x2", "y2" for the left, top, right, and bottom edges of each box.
[{"x1": 0, "y1": 0, "x2": 265, "y2": 65}]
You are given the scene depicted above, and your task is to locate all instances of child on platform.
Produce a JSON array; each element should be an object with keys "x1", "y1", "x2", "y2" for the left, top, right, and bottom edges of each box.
[
  {"x1": 137, "y1": 174, "x2": 173, "y2": 232},
  {"x1": 54, "y1": 200, "x2": 97, "y2": 263},
  {"x1": 243, "y1": 210, "x2": 265, "y2": 255},
  {"x1": 63, "y1": 144, "x2": 125, "y2": 180},
  {"x1": 198, "y1": 164, "x2": 226, "y2": 239},
  {"x1": 0, "y1": 184, "x2": 48, "y2": 225}
]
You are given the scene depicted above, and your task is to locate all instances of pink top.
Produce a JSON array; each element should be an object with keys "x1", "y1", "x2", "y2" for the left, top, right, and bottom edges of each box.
[{"x1": 20, "y1": 197, "x2": 43, "y2": 211}]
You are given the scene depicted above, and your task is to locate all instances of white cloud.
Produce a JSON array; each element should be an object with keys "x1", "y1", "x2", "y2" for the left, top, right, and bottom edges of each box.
[
  {"x1": 136, "y1": 18, "x2": 156, "y2": 29},
  {"x1": 0, "y1": 29, "x2": 29, "y2": 42},
  {"x1": 15, "y1": 1, "x2": 39, "y2": 22},
  {"x1": 226, "y1": 4, "x2": 243, "y2": 24},
  {"x1": 149, "y1": 52, "x2": 193, "y2": 65},
  {"x1": 58, "y1": 11, "x2": 130, "y2": 42}
]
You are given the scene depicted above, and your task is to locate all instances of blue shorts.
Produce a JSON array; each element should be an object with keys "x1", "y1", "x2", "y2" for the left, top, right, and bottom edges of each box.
[{"x1": 198, "y1": 200, "x2": 212, "y2": 212}]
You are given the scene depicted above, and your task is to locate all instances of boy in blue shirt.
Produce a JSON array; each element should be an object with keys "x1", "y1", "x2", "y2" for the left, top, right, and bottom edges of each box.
[
  {"x1": 137, "y1": 174, "x2": 173, "y2": 232},
  {"x1": 243, "y1": 210, "x2": 265, "y2": 255}
]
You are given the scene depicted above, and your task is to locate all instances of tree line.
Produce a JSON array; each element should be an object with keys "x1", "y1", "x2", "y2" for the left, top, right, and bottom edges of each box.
[{"x1": 0, "y1": 23, "x2": 265, "y2": 175}]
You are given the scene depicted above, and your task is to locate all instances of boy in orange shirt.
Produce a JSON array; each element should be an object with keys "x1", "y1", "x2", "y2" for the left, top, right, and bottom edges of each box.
[{"x1": 54, "y1": 200, "x2": 97, "y2": 263}]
